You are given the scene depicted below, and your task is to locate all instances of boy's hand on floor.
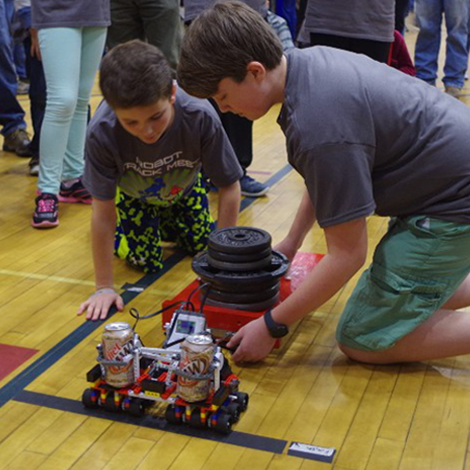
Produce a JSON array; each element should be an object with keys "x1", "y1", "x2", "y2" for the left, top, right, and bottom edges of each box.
[
  {"x1": 227, "y1": 317, "x2": 275, "y2": 363},
  {"x1": 77, "y1": 289, "x2": 124, "y2": 321}
]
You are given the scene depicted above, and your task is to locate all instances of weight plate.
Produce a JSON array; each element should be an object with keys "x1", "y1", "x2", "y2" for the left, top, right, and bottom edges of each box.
[
  {"x1": 207, "y1": 253, "x2": 272, "y2": 272},
  {"x1": 201, "y1": 283, "x2": 280, "y2": 303},
  {"x1": 208, "y1": 246, "x2": 272, "y2": 263},
  {"x1": 199, "y1": 277, "x2": 280, "y2": 294},
  {"x1": 208, "y1": 227, "x2": 272, "y2": 255},
  {"x1": 192, "y1": 251, "x2": 289, "y2": 290},
  {"x1": 205, "y1": 292, "x2": 280, "y2": 312}
]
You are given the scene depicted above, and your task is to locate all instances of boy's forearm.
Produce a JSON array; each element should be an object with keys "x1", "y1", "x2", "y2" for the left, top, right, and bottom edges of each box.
[
  {"x1": 91, "y1": 199, "x2": 117, "y2": 290},
  {"x1": 272, "y1": 218, "x2": 368, "y2": 326},
  {"x1": 216, "y1": 180, "x2": 241, "y2": 229}
]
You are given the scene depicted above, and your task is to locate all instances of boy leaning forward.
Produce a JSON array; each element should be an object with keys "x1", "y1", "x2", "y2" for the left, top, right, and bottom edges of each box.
[
  {"x1": 78, "y1": 40, "x2": 242, "y2": 321},
  {"x1": 177, "y1": 1, "x2": 470, "y2": 365}
]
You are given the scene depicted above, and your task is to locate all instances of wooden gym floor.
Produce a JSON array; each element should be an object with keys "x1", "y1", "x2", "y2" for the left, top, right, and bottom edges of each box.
[{"x1": 1, "y1": 27, "x2": 470, "y2": 470}]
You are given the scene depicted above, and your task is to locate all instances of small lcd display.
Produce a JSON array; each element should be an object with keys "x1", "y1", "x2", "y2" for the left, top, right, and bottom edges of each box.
[{"x1": 176, "y1": 320, "x2": 195, "y2": 334}]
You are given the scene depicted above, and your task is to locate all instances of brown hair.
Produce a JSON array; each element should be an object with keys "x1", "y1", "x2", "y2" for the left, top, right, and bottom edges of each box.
[
  {"x1": 100, "y1": 40, "x2": 173, "y2": 109},
  {"x1": 177, "y1": 1, "x2": 283, "y2": 98}
]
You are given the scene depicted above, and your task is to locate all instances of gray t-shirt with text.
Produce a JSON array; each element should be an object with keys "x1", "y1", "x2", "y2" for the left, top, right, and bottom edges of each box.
[
  {"x1": 278, "y1": 47, "x2": 470, "y2": 227},
  {"x1": 304, "y1": 0, "x2": 394, "y2": 42},
  {"x1": 84, "y1": 87, "x2": 242, "y2": 206}
]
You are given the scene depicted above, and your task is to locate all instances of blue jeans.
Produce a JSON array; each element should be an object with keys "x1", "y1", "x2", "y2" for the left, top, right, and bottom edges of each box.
[
  {"x1": 4, "y1": 0, "x2": 26, "y2": 79},
  {"x1": 0, "y1": 0, "x2": 26, "y2": 137},
  {"x1": 415, "y1": 0, "x2": 469, "y2": 88},
  {"x1": 38, "y1": 27, "x2": 106, "y2": 195}
]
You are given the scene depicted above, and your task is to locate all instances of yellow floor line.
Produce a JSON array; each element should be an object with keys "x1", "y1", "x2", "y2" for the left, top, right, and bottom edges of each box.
[{"x1": 0, "y1": 269, "x2": 95, "y2": 286}]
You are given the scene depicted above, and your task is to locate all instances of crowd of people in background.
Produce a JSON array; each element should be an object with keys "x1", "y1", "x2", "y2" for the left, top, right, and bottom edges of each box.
[{"x1": 0, "y1": 0, "x2": 469, "y2": 229}]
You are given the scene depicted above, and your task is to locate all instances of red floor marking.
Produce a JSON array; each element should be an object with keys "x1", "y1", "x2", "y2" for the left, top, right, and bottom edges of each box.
[{"x1": 0, "y1": 344, "x2": 38, "y2": 381}]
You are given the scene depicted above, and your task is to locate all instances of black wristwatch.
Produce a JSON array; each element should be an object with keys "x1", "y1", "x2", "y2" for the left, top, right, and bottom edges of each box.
[{"x1": 263, "y1": 310, "x2": 289, "y2": 338}]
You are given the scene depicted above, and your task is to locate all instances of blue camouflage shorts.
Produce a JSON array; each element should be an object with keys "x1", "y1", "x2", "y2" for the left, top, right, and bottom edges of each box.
[{"x1": 114, "y1": 174, "x2": 215, "y2": 272}]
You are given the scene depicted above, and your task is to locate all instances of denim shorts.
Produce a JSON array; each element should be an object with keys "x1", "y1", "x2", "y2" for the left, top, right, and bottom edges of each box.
[{"x1": 336, "y1": 216, "x2": 470, "y2": 351}]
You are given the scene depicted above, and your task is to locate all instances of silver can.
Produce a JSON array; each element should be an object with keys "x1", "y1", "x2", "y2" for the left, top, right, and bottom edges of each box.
[
  {"x1": 177, "y1": 335, "x2": 215, "y2": 402},
  {"x1": 102, "y1": 322, "x2": 134, "y2": 388}
]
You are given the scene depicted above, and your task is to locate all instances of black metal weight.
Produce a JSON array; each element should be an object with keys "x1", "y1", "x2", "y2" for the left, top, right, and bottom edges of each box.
[{"x1": 208, "y1": 227, "x2": 272, "y2": 255}]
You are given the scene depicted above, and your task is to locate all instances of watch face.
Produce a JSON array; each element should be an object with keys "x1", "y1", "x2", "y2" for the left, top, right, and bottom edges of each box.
[{"x1": 274, "y1": 325, "x2": 289, "y2": 338}]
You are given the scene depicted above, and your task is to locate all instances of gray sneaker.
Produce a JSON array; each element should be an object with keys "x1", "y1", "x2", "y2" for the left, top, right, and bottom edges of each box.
[
  {"x1": 3, "y1": 128, "x2": 32, "y2": 157},
  {"x1": 445, "y1": 86, "x2": 463, "y2": 99},
  {"x1": 29, "y1": 156, "x2": 39, "y2": 176},
  {"x1": 240, "y1": 175, "x2": 269, "y2": 197},
  {"x1": 16, "y1": 79, "x2": 30, "y2": 95}
]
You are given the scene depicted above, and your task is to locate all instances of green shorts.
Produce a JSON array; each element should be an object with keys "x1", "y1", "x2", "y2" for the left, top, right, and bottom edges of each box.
[{"x1": 336, "y1": 216, "x2": 470, "y2": 351}]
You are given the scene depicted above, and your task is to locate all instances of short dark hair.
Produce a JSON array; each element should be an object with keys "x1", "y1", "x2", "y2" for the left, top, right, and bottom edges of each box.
[
  {"x1": 100, "y1": 40, "x2": 173, "y2": 109},
  {"x1": 177, "y1": 1, "x2": 283, "y2": 98}
]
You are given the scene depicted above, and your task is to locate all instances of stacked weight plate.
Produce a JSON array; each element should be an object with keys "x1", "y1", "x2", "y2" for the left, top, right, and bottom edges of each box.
[{"x1": 192, "y1": 227, "x2": 289, "y2": 311}]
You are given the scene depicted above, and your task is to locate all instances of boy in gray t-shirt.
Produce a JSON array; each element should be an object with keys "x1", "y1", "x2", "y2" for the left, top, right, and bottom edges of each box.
[
  {"x1": 177, "y1": 1, "x2": 470, "y2": 365},
  {"x1": 78, "y1": 40, "x2": 242, "y2": 321}
]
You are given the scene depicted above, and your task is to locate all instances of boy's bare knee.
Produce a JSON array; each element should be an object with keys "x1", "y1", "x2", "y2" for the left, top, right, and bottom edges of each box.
[{"x1": 338, "y1": 342, "x2": 396, "y2": 365}]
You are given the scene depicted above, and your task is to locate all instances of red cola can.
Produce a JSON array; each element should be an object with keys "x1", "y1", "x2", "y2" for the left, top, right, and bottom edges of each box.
[
  {"x1": 102, "y1": 322, "x2": 134, "y2": 388},
  {"x1": 177, "y1": 334, "x2": 215, "y2": 402}
]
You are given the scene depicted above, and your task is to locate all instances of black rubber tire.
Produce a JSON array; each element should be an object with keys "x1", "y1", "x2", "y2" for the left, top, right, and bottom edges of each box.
[
  {"x1": 227, "y1": 403, "x2": 241, "y2": 422},
  {"x1": 82, "y1": 388, "x2": 98, "y2": 408},
  {"x1": 127, "y1": 398, "x2": 145, "y2": 417},
  {"x1": 234, "y1": 392, "x2": 249, "y2": 412},
  {"x1": 165, "y1": 405, "x2": 182, "y2": 425},
  {"x1": 208, "y1": 227, "x2": 271, "y2": 255},
  {"x1": 214, "y1": 411, "x2": 233, "y2": 434},
  {"x1": 189, "y1": 408, "x2": 206, "y2": 428},
  {"x1": 104, "y1": 394, "x2": 120, "y2": 412}
]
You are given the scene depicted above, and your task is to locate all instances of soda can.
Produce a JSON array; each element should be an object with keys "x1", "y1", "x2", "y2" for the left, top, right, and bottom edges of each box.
[
  {"x1": 177, "y1": 334, "x2": 215, "y2": 402},
  {"x1": 102, "y1": 322, "x2": 135, "y2": 388}
]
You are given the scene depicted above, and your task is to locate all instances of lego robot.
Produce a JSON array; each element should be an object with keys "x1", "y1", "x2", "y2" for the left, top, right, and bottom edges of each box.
[{"x1": 82, "y1": 308, "x2": 249, "y2": 434}]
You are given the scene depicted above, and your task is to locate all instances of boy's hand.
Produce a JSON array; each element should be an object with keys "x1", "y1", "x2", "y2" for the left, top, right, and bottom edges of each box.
[
  {"x1": 227, "y1": 317, "x2": 276, "y2": 363},
  {"x1": 273, "y1": 237, "x2": 298, "y2": 261},
  {"x1": 77, "y1": 288, "x2": 124, "y2": 321}
]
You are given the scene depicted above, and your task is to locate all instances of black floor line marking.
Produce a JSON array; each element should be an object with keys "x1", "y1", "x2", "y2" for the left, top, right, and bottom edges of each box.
[{"x1": 14, "y1": 390, "x2": 288, "y2": 455}]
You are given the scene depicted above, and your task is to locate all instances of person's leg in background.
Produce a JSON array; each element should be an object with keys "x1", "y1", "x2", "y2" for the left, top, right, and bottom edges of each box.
[
  {"x1": 33, "y1": 27, "x2": 106, "y2": 228},
  {"x1": 0, "y1": 0, "x2": 30, "y2": 156},
  {"x1": 217, "y1": 111, "x2": 268, "y2": 197},
  {"x1": 23, "y1": 34, "x2": 46, "y2": 175},
  {"x1": 395, "y1": 0, "x2": 411, "y2": 36},
  {"x1": 106, "y1": 0, "x2": 143, "y2": 49},
  {"x1": 60, "y1": 27, "x2": 107, "y2": 197},
  {"x1": 140, "y1": 0, "x2": 181, "y2": 69},
  {"x1": 208, "y1": 100, "x2": 268, "y2": 198},
  {"x1": 441, "y1": 0, "x2": 469, "y2": 96},
  {"x1": 414, "y1": 0, "x2": 442, "y2": 86},
  {"x1": 4, "y1": 0, "x2": 28, "y2": 93}
]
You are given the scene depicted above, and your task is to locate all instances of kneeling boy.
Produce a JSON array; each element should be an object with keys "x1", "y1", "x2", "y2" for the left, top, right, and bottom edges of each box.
[
  {"x1": 78, "y1": 40, "x2": 242, "y2": 321},
  {"x1": 177, "y1": 1, "x2": 470, "y2": 364}
]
